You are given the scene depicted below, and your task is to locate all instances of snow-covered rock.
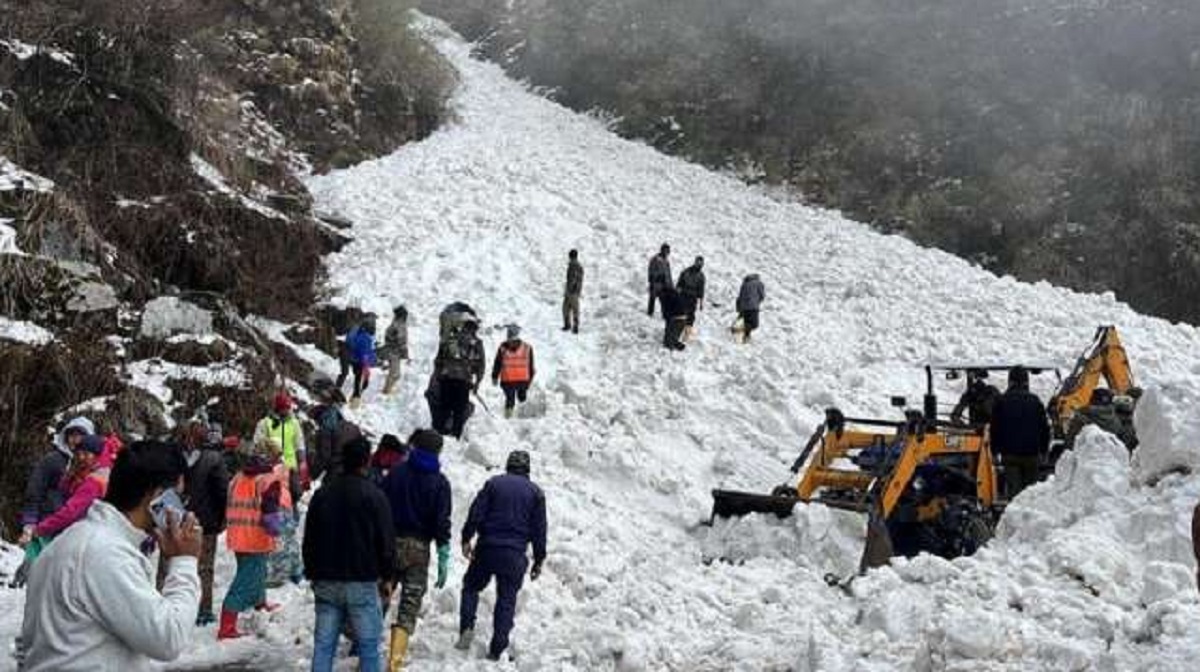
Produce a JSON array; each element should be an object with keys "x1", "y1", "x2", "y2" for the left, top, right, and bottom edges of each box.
[{"x1": 139, "y1": 297, "x2": 214, "y2": 339}]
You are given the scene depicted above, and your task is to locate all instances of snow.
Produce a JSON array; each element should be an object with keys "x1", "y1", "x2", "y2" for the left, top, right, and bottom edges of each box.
[
  {"x1": 5, "y1": 16, "x2": 1200, "y2": 672},
  {"x1": 190, "y1": 153, "x2": 291, "y2": 221},
  {"x1": 0, "y1": 39, "x2": 74, "y2": 67},
  {"x1": 0, "y1": 220, "x2": 20, "y2": 255},
  {"x1": 0, "y1": 157, "x2": 54, "y2": 193},
  {"x1": 140, "y1": 296, "x2": 214, "y2": 339},
  {"x1": 0, "y1": 317, "x2": 53, "y2": 346},
  {"x1": 124, "y1": 358, "x2": 248, "y2": 427}
]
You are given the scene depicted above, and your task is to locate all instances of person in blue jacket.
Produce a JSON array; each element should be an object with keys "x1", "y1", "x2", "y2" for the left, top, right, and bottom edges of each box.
[
  {"x1": 455, "y1": 450, "x2": 547, "y2": 661},
  {"x1": 341, "y1": 315, "x2": 378, "y2": 409},
  {"x1": 378, "y1": 430, "x2": 452, "y2": 669}
]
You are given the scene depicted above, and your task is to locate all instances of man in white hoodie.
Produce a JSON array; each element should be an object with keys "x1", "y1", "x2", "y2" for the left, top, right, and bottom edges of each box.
[{"x1": 17, "y1": 441, "x2": 202, "y2": 672}]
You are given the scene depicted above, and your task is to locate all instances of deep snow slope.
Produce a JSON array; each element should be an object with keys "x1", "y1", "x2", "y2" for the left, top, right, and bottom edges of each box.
[{"x1": 5, "y1": 17, "x2": 1200, "y2": 672}]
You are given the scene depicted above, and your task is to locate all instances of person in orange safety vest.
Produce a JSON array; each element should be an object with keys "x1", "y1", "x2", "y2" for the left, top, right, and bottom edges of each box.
[{"x1": 491, "y1": 325, "x2": 536, "y2": 419}]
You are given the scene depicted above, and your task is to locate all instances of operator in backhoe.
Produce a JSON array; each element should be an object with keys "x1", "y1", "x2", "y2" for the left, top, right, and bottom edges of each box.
[
  {"x1": 950, "y1": 369, "x2": 1001, "y2": 426},
  {"x1": 988, "y1": 366, "x2": 1050, "y2": 499},
  {"x1": 1064, "y1": 388, "x2": 1138, "y2": 452}
]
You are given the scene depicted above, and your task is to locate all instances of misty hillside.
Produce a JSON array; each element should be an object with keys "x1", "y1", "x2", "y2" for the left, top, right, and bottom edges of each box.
[{"x1": 424, "y1": 0, "x2": 1200, "y2": 326}]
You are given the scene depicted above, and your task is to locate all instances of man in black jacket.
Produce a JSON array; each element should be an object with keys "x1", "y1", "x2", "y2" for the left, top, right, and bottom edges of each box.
[
  {"x1": 660, "y1": 286, "x2": 688, "y2": 351},
  {"x1": 379, "y1": 429, "x2": 452, "y2": 669},
  {"x1": 456, "y1": 450, "x2": 548, "y2": 661},
  {"x1": 158, "y1": 424, "x2": 231, "y2": 626},
  {"x1": 989, "y1": 366, "x2": 1051, "y2": 499},
  {"x1": 303, "y1": 437, "x2": 396, "y2": 672},
  {"x1": 676, "y1": 256, "x2": 706, "y2": 339}
]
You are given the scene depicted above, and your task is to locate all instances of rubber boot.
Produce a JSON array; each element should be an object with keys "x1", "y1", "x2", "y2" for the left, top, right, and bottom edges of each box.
[
  {"x1": 196, "y1": 610, "x2": 216, "y2": 627},
  {"x1": 217, "y1": 610, "x2": 243, "y2": 640},
  {"x1": 388, "y1": 626, "x2": 409, "y2": 671},
  {"x1": 454, "y1": 628, "x2": 474, "y2": 651}
]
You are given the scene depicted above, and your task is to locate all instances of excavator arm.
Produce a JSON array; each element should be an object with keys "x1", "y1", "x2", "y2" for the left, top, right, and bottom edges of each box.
[{"x1": 1048, "y1": 326, "x2": 1135, "y2": 438}]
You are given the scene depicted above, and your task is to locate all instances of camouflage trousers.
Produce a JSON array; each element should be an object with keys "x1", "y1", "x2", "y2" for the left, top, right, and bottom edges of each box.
[
  {"x1": 389, "y1": 537, "x2": 431, "y2": 633},
  {"x1": 267, "y1": 516, "x2": 302, "y2": 587}
]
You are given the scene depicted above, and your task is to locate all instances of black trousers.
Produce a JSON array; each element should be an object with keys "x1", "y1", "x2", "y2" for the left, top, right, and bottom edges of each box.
[
  {"x1": 439, "y1": 378, "x2": 472, "y2": 438},
  {"x1": 501, "y1": 382, "x2": 529, "y2": 410},
  {"x1": 663, "y1": 317, "x2": 686, "y2": 349}
]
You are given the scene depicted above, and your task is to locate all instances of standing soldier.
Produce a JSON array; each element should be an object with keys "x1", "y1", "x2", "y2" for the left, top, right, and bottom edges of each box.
[
  {"x1": 734, "y1": 273, "x2": 765, "y2": 343},
  {"x1": 676, "y1": 256, "x2": 706, "y2": 341},
  {"x1": 379, "y1": 430, "x2": 452, "y2": 670},
  {"x1": 456, "y1": 450, "x2": 547, "y2": 661},
  {"x1": 492, "y1": 325, "x2": 536, "y2": 419},
  {"x1": 381, "y1": 305, "x2": 410, "y2": 396},
  {"x1": 562, "y1": 250, "x2": 583, "y2": 333},
  {"x1": 646, "y1": 243, "x2": 672, "y2": 317}
]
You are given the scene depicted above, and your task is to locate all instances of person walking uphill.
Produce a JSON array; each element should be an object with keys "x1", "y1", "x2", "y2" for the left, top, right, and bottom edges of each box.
[
  {"x1": 734, "y1": 273, "x2": 765, "y2": 343},
  {"x1": 676, "y1": 256, "x2": 706, "y2": 340},
  {"x1": 647, "y1": 243, "x2": 672, "y2": 317},
  {"x1": 563, "y1": 249, "x2": 583, "y2": 333},
  {"x1": 219, "y1": 438, "x2": 289, "y2": 640},
  {"x1": 493, "y1": 325, "x2": 536, "y2": 419},
  {"x1": 381, "y1": 305, "x2": 410, "y2": 396},
  {"x1": 456, "y1": 450, "x2": 548, "y2": 661},
  {"x1": 338, "y1": 314, "x2": 379, "y2": 409},
  {"x1": 379, "y1": 430, "x2": 452, "y2": 670},
  {"x1": 432, "y1": 316, "x2": 486, "y2": 439},
  {"x1": 16, "y1": 442, "x2": 200, "y2": 672},
  {"x1": 304, "y1": 437, "x2": 396, "y2": 672},
  {"x1": 989, "y1": 366, "x2": 1051, "y2": 499}
]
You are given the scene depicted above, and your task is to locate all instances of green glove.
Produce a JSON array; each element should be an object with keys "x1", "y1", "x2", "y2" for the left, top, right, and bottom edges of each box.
[{"x1": 436, "y1": 543, "x2": 450, "y2": 589}]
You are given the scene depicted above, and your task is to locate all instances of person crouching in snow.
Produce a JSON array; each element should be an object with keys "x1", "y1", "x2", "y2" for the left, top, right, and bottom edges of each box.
[
  {"x1": 16, "y1": 442, "x2": 200, "y2": 672},
  {"x1": 219, "y1": 437, "x2": 289, "y2": 640},
  {"x1": 492, "y1": 325, "x2": 536, "y2": 419},
  {"x1": 381, "y1": 305, "x2": 410, "y2": 396}
]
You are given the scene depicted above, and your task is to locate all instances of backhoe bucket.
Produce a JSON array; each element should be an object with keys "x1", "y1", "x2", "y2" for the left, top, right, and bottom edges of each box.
[{"x1": 710, "y1": 489, "x2": 799, "y2": 522}]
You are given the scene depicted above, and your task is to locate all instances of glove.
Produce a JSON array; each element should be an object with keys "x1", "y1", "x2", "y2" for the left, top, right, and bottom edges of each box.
[
  {"x1": 530, "y1": 559, "x2": 544, "y2": 581},
  {"x1": 436, "y1": 544, "x2": 451, "y2": 589}
]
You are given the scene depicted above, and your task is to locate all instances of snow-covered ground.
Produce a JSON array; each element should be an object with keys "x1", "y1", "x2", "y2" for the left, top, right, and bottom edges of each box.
[{"x1": 5, "y1": 17, "x2": 1200, "y2": 671}]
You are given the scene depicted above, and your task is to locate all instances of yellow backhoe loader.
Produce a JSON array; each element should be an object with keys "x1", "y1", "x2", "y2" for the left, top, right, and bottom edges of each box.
[{"x1": 1047, "y1": 325, "x2": 1137, "y2": 442}]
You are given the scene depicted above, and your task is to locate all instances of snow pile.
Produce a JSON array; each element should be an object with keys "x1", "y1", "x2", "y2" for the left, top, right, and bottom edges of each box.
[
  {"x1": 139, "y1": 296, "x2": 214, "y2": 339},
  {"x1": 0, "y1": 39, "x2": 74, "y2": 67},
  {"x1": 0, "y1": 220, "x2": 21, "y2": 254},
  {"x1": 124, "y1": 359, "x2": 248, "y2": 426},
  {"x1": 5, "y1": 16, "x2": 1200, "y2": 671},
  {"x1": 0, "y1": 157, "x2": 54, "y2": 193},
  {"x1": 1133, "y1": 385, "x2": 1200, "y2": 485},
  {"x1": 0, "y1": 317, "x2": 54, "y2": 346}
]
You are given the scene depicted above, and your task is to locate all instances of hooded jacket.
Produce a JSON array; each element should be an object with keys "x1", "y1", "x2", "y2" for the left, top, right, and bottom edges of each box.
[
  {"x1": 380, "y1": 449, "x2": 452, "y2": 545},
  {"x1": 34, "y1": 438, "x2": 114, "y2": 539},
  {"x1": 677, "y1": 265, "x2": 706, "y2": 300},
  {"x1": 16, "y1": 501, "x2": 200, "y2": 671},
  {"x1": 736, "y1": 275, "x2": 765, "y2": 312},
  {"x1": 18, "y1": 416, "x2": 90, "y2": 528},
  {"x1": 462, "y1": 473, "x2": 547, "y2": 561}
]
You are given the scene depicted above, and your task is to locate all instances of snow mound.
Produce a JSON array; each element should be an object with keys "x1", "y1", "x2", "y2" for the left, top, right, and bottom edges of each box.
[
  {"x1": 1133, "y1": 385, "x2": 1200, "y2": 484},
  {"x1": 0, "y1": 317, "x2": 54, "y2": 346}
]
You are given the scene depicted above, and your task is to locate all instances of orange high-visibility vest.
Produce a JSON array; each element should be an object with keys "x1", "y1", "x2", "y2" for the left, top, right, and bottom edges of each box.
[
  {"x1": 499, "y1": 343, "x2": 532, "y2": 384},
  {"x1": 226, "y1": 474, "x2": 276, "y2": 554}
]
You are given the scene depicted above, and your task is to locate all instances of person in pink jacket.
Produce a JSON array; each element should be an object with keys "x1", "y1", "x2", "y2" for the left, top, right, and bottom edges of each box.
[{"x1": 34, "y1": 434, "x2": 113, "y2": 540}]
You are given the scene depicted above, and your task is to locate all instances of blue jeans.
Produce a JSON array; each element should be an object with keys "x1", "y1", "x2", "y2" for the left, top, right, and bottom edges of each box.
[{"x1": 312, "y1": 581, "x2": 382, "y2": 672}]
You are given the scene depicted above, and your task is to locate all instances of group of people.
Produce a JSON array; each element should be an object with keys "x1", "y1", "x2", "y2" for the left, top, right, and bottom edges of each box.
[
  {"x1": 952, "y1": 366, "x2": 1139, "y2": 498},
  {"x1": 647, "y1": 243, "x2": 766, "y2": 349},
  {"x1": 13, "y1": 399, "x2": 548, "y2": 672}
]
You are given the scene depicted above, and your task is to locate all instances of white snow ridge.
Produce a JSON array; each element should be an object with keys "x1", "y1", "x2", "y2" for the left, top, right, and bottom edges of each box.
[{"x1": 5, "y1": 17, "x2": 1200, "y2": 672}]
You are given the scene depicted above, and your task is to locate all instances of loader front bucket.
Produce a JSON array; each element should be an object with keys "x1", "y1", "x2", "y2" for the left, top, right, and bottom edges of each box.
[{"x1": 710, "y1": 489, "x2": 799, "y2": 522}]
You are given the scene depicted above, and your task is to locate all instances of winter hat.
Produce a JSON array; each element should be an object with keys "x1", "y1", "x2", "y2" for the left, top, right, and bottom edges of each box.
[
  {"x1": 77, "y1": 434, "x2": 106, "y2": 455},
  {"x1": 1008, "y1": 366, "x2": 1029, "y2": 389},
  {"x1": 505, "y1": 450, "x2": 531, "y2": 476},
  {"x1": 378, "y1": 433, "x2": 407, "y2": 454},
  {"x1": 409, "y1": 429, "x2": 444, "y2": 455},
  {"x1": 273, "y1": 392, "x2": 293, "y2": 414},
  {"x1": 394, "y1": 304, "x2": 408, "y2": 320},
  {"x1": 506, "y1": 324, "x2": 521, "y2": 340}
]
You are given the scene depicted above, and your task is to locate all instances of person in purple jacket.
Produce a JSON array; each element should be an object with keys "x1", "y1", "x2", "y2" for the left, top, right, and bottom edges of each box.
[{"x1": 455, "y1": 450, "x2": 547, "y2": 661}]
